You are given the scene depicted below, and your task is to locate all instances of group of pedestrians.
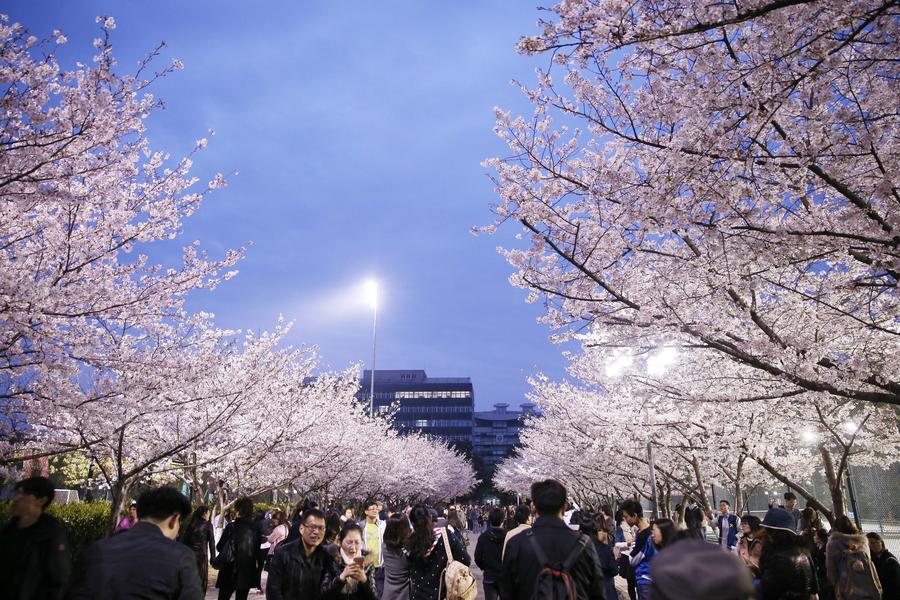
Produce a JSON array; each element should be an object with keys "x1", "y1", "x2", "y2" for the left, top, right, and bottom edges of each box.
[{"x1": 2, "y1": 475, "x2": 899, "y2": 600}]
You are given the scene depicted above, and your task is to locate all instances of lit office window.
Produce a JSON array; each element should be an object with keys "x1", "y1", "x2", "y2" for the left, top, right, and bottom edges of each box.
[{"x1": 415, "y1": 419, "x2": 428, "y2": 427}]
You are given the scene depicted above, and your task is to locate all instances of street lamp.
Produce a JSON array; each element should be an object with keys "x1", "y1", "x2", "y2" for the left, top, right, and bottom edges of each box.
[{"x1": 363, "y1": 280, "x2": 378, "y2": 418}]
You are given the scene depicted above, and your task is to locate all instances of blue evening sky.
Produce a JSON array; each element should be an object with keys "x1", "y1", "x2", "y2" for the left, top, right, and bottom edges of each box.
[{"x1": 8, "y1": 1, "x2": 572, "y2": 410}]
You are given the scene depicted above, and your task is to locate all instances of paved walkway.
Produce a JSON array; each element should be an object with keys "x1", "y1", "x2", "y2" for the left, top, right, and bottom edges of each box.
[{"x1": 206, "y1": 532, "x2": 628, "y2": 599}]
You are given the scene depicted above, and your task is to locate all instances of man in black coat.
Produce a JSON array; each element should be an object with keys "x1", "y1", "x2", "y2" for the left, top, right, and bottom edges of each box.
[
  {"x1": 500, "y1": 479, "x2": 606, "y2": 600},
  {"x1": 265, "y1": 508, "x2": 334, "y2": 600},
  {"x1": 0, "y1": 476, "x2": 71, "y2": 600},
  {"x1": 68, "y1": 486, "x2": 202, "y2": 600},
  {"x1": 474, "y1": 507, "x2": 507, "y2": 600}
]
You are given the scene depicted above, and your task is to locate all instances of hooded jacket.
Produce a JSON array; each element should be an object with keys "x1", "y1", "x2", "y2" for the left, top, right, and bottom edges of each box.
[
  {"x1": 474, "y1": 526, "x2": 507, "y2": 582},
  {"x1": 826, "y1": 531, "x2": 882, "y2": 600}
]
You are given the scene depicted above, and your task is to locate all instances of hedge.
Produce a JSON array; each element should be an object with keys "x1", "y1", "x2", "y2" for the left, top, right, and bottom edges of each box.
[{"x1": 0, "y1": 501, "x2": 110, "y2": 564}]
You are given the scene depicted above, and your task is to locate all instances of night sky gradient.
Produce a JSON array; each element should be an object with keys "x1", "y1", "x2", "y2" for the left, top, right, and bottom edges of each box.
[{"x1": 6, "y1": 1, "x2": 574, "y2": 409}]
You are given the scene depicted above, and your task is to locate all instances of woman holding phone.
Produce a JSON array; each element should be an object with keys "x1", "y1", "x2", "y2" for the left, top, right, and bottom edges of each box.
[{"x1": 322, "y1": 522, "x2": 377, "y2": 600}]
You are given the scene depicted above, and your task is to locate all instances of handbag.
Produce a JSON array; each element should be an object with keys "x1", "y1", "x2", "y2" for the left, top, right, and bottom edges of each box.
[{"x1": 211, "y1": 526, "x2": 236, "y2": 571}]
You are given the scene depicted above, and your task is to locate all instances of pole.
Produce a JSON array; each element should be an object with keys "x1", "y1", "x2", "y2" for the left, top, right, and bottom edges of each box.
[
  {"x1": 368, "y1": 300, "x2": 377, "y2": 418},
  {"x1": 846, "y1": 461, "x2": 862, "y2": 530},
  {"x1": 647, "y1": 441, "x2": 660, "y2": 520}
]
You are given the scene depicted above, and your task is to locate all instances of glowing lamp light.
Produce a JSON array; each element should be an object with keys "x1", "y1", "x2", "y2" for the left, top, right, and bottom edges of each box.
[
  {"x1": 646, "y1": 346, "x2": 678, "y2": 375},
  {"x1": 363, "y1": 279, "x2": 378, "y2": 309},
  {"x1": 801, "y1": 429, "x2": 819, "y2": 444},
  {"x1": 843, "y1": 421, "x2": 858, "y2": 434},
  {"x1": 605, "y1": 353, "x2": 634, "y2": 378}
]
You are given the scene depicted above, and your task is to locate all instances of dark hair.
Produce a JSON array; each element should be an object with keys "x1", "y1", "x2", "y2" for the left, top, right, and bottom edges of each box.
[
  {"x1": 720, "y1": 500, "x2": 730, "y2": 507},
  {"x1": 760, "y1": 528, "x2": 805, "y2": 568},
  {"x1": 384, "y1": 513, "x2": 411, "y2": 549},
  {"x1": 832, "y1": 515, "x2": 858, "y2": 535},
  {"x1": 488, "y1": 507, "x2": 505, "y2": 527},
  {"x1": 271, "y1": 509, "x2": 285, "y2": 526},
  {"x1": 530, "y1": 479, "x2": 567, "y2": 515},
  {"x1": 136, "y1": 487, "x2": 191, "y2": 521},
  {"x1": 653, "y1": 518, "x2": 677, "y2": 549},
  {"x1": 448, "y1": 508, "x2": 465, "y2": 531},
  {"x1": 325, "y1": 512, "x2": 342, "y2": 542},
  {"x1": 405, "y1": 505, "x2": 435, "y2": 560},
  {"x1": 620, "y1": 499, "x2": 643, "y2": 519},
  {"x1": 178, "y1": 505, "x2": 210, "y2": 542},
  {"x1": 364, "y1": 499, "x2": 378, "y2": 510},
  {"x1": 600, "y1": 505, "x2": 613, "y2": 517},
  {"x1": 743, "y1": 515, "x2": 761, "y2": 532},
  {"x1": 514, "y1": 504, "x2": 531, "y2": 525},
  {"x1": 579, "y1": 516, "x2": 599, "y2": 538},
  {"x1": 234, "y1": 496, "x2": 254, "y2": 518},
  {"x1": 815, "y1": 528, "x2": 830, "y2": 545},
  {"x1": 339, "y1": 521, "x2": 363, "y2": 542},
  {"x1": 301, "y1": 508, "x2": 327, "y2": 525},
  {"x1": 784, "y1": 492, "x2": 797, "y2": 501},
  {"x1": 866, "y1": 532, "x2": 884, "y2": 544},
  {"x1": 14, "y1": 476, "x2": 55, "y2": 510}
]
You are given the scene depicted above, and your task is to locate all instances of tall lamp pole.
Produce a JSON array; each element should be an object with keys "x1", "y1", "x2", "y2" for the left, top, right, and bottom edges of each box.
[{"x1": 365, "y1": 280, "x2": 378, "y2": 418}]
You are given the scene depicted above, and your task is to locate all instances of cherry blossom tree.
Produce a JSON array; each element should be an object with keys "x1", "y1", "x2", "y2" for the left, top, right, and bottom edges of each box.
[
  {"x1": 0, "y1": 14, "x2": 242, "y2": 457},
  {"x1": 494, "y1": 353, "x2": 899, "y2": 523},
  {"x1": 484, "y1": 0, "x2": 898, "y2": 408},
  {"x1": 0, "y1": 15, "x2": 475, "y2": 527}
]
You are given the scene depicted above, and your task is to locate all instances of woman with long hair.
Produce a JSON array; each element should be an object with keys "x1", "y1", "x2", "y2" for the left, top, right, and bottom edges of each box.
[
  {"x1": 215, "y1": 496, "x2": 258, "y2": 600},
  {"x1": 321, "y1": 522, "x2": 377, "y2": 600},
  {"x1": 404, "y1": 505, "x2": 470, "y2": 600},
  {"x1": 179, "y1": 505, "x2": 216, "y2": 594},
  {"x1": 736, "y1": 515, "x2": 762, "y2": 577},
  {"x1": 580, "y1": 513, "x2": 618, "y2": 600},
  {"x1": 757, "y1": 507, "x2": 819, "y2": 600},
  {"x1": 632, "y1": 518, "x2": 676, "y2": 599},
  {"x1": 382, "y1": 513, "x2": 412, "y2": 600},
  {"x1": 446, "y1": 508, "x2": 468, "y2": 548},
  {"x1": 325, "y1": 511, "x2": 343, "y2": 546},
  {"x1": 265, "y1": 510, "x2": 289, "y2": 566}
]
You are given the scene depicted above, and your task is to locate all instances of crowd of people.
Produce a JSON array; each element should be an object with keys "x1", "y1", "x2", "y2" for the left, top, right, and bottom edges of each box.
[{"x1": 1, "y1": 475, "x2": 898, "y2": 600}]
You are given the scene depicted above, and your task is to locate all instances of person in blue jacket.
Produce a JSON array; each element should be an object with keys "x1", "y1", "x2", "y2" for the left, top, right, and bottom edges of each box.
[{"x1": 631, "y1": 518, "x2": 676, "y2": 600}]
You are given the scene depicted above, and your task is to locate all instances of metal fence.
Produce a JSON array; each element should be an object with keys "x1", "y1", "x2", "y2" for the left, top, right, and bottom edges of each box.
[{"x1": 710, "y1": 463, "x2": 900, "y2": 554}]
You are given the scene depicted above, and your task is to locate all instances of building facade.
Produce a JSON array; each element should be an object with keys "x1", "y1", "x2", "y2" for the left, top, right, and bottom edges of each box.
[
  {"x1": 471, "y1": 402, "x2": 536, "y2": 475},
  {"x1": 359, "y1": 370, "x2": 474, "y2": 447}
]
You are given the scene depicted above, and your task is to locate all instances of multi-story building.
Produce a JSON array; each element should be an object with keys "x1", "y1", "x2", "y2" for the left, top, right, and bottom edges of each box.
[
  {"x1": 359, "y1": 370, "x2": 474, "y2": 447},
  {"x1": 471, "y1": 402, "x2": 536, "y2": 475}
]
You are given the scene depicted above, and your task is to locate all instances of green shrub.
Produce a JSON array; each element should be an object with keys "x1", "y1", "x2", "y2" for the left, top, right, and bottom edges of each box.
[{"x1": 0, "y1": 501, "x2": 111, "y2": 564}]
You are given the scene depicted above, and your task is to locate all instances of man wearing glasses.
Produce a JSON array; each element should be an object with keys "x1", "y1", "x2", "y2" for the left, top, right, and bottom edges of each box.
[{"x1": 266, "y1": 508, "x2": 333, "y2": 600}]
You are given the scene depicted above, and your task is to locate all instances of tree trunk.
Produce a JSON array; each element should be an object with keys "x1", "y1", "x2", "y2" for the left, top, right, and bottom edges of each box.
[
  {"x1": 750, "y1": 453, "x2": 836, "y2": 524},
  {"x1": 820, "y1": 445, "x2": 846, "y2": 519},
  {"x1": 107, "y1": 480, "x2": 132, "y2": 535},
  {"x1": 734, "y1": 455, "x2": 745, "y2": 514}
]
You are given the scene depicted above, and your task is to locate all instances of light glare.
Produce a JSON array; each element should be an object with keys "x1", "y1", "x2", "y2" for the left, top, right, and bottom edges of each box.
[
  {"x1": 646, "y1": 345, "x2": 678, "y2": 375},
  {"x1": 363, "y1": 279, "x2": 378, "y2": 309},
  {"x1": 605, "y1": 353, "x2": 634, "y2": 378}
]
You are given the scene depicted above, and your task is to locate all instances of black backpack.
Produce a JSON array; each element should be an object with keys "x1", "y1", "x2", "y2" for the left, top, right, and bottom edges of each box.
[{"x1": 525, "y1": 529, "x2": 590, "y2": 600}]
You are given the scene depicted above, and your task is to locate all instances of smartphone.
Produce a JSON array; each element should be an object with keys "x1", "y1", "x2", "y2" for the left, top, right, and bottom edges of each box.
[{"x1": 353, "y1": 556, "x2": 365, "y2": 567}]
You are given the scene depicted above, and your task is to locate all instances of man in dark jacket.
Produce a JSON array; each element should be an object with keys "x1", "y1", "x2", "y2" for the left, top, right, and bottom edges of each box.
[
  {"x1": 474, "y1": 507, "x2": 507, "y2": 600},
  {"x1": 0, "y1": 476, "x2": 71, "y2": 600},
  {"x1": 68, "y1": 486, "x2": 201, "y2": 600},
  {"x1": 266, "y1": 508, "x2": 333, "y2": 600},
  {"x1": 500, "y1": 479, "x2": 606, "y2": 600}
]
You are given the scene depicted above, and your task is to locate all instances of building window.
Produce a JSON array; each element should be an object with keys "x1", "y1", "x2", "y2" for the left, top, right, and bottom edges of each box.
[{"x1": 415, "y1": 419, "x2": 428, "y2": 427}]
